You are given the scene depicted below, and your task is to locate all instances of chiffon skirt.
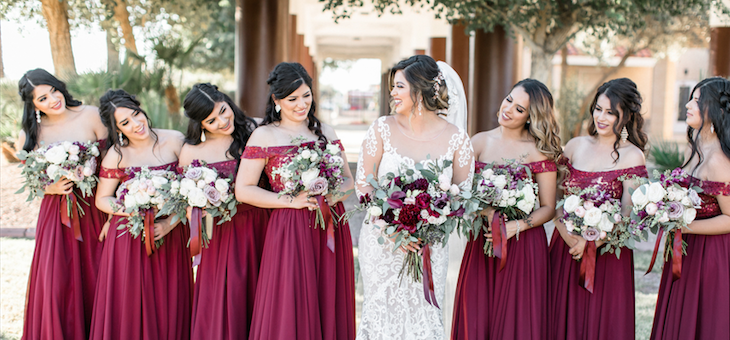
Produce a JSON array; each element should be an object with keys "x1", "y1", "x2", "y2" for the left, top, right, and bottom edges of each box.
[
  {"x1": 451, "y1": 226, "x2": 549, "y2": 339},
  {"x1": 89, "y1": 215, "x2": 193, "y2": 340},
  {"x1": 650, "y1": 233, "x2": 730, "y2": 339},
  {"x1": 22, "y1": 192, "x2": 106, "y2": 340},
  {"x1": 548, "y1": 232, "x2": 635, "y2": 340},
  {"x1": 190, "y1": 206, "x2": 270, "y2": 340},
  {"x1": 248, "y1": 203, "x2": 356, "y2": 340}
]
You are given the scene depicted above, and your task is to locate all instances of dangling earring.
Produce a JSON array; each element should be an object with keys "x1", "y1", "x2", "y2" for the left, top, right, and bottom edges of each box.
[
  {"x1": 118, "y1": 132, "x2": 125, "y2": 146},
  {"x1": 201, "y1": 130, "x2": 206, "y2": 142},
  {"x1": 711, "y1": 124, "x2": 715, "y2": 134},
  {"x1": 620, "y1": 126, "x2": 629, "y2": 143},
  {"x1": 35, "y1": 110, "x2": 41, "y2": 123},
  {"x1": 418, "y1": 99, "x2": 423, "y2": 116},
  {"x1": 275, "y1": 104, "x2": 281, "y2": 113}
]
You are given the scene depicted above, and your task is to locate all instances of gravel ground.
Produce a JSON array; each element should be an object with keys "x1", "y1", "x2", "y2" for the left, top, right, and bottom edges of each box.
[
  {"x1": 0, "y1": 238, "x2": 34, "y2": 340},
  {"x1": 1, "y1": 158, "x2": 40, "y2": 230}
]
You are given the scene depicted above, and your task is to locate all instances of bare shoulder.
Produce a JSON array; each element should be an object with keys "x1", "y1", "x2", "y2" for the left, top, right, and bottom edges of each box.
[
  {"x1": 80, "y1": 106, "x2": 108, "y2": 140},
  {"x1": 320, "y1": 122, "x2": 340, "y2": 141},
  {"x1": 706, "y1": 151, "x2": 730, "y2": 183},
  {"x1": 101, "y1": 146, "x2": 123, "y2": 168},
  {"x1": 247, "y1": 125, "x2": 275, "y2": 147},
  {"x1": 563, "y1": 136, "x2": 588, "y2": 159},
  {"x1": 156, "y1": 129, "x2": 185, "y2": 150},
  {"x1": 16, "y1": 130, "x2": 27, "y2": 151},
  {"x1": 618, "y1": 143, "x2": 646, "y2": 168},
  {"x1": 178, "y1": 142, "x2": 200, "y2": 166}
]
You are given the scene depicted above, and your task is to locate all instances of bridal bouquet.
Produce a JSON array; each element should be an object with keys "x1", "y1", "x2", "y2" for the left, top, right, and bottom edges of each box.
[
  {"x1": 355, "y1": 159, "x2": 473, "y2": 307},
  {"x1": 472, "y1": 160, "x2": 538, "y2": 260},
  {"x1": 558, "y1": 187, "x2": 629, "y2": 256},
  {"x1": 630, "y1": 168, "x2": 702, "y2": 277},
  {"x1": 113, "y1": 166, "x2": 177, "y2": 256},
  {"x1": 16, "y1": 141, "x2": 101, "y2": 241}
]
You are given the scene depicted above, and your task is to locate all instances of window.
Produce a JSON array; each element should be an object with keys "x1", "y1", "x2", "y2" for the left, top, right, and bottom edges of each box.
[{"x1": 677, "y1": 86, "x2": 689, "y2": 121}]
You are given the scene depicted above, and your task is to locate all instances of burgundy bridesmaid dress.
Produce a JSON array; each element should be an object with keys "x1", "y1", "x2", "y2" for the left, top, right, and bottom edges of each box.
[
  {"x1": 89, "y1": 162, "x2": 193, "y2": 340},
  {"x1": 242, "y1": 140, "x2": 356, "y2": 340},
  {"x1": 190, "y1": 160, "x2": 270, "y2": 340},
  {"x1": 548, "y1": 157, "x2": 647, "y2": 340},
  {"x1": 650, "y1": 176, "x2": 730, "y2": 339},
  {"x1": 451, "y1": 160, "x2": 555, "y2": 340},
  {"x1": 22, "y1": 140, "x2": 107, "y2": 340}
]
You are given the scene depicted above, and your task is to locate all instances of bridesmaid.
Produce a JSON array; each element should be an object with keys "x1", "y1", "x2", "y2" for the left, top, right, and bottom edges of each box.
[
  {"x1": 180, "y1": 83, "x2": 270, "y2": 340},
  {"x1": 651, "y1": 77, "x2": 730, "y2": 339},
  {"x1": 548, "y1": 78, "x2": 647, "y2": 340},
  {"x1": 236, "y1": 62, "x2": 356, "y2": 340},
  {"x1": 17, "y1": 68, "x2": 107, "y2": 340},
  {"x1": 90, "y1": 89, "x2": 193, "y2": 340},
  {"x1": 452, "y1": 79, "x2": 562, "y2": 339}
]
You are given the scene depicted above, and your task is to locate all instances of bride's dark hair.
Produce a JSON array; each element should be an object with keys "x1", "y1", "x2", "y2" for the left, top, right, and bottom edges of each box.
[
  {"x1": 683, "y1": 77, "x2": 730, "y2": 175},
  {"x1": 389, "y1": 55, "x2": 449, "y2": 114}
]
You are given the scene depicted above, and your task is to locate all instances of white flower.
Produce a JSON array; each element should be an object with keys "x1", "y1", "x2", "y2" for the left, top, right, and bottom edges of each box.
[
  {"x1": 481, "y1": 169, "x2": 494, "y2": 179},
  {"x1": 68, "y1": 154, "x2": 79, "y2": 162},
  {"x1": 301, "y1": 168, "x2": 320, "y2": 185},
  {"x1": 598, "y1": 202, "x2": 611, "y2": 212},
  {"x1": 437, "y1": 174, "x2": 451, "y2": 191},
  {"x1": 301, "y1": 149, "x2": 312, "y2": 159},
  {"x1": 309, "y1": 153, "x2": 318, "y2": 162},
  {"x1": 598, "y1": 213, "x2": 614, "y2": 232},
  {"x1": 197, "y1": 180, "x2": 206, "y2": 189},
  {"x1": 46, "y1": 164, "x2": 60, "y2": 179},
  {"x1": 449, "y1": 184, "x2": 460, "y2": 195},
  {"x1": 631, "y1": 184, "x2": 650, "y2": 208},
  {"x1": 44, "y1": 145, "x2": 68, "y2": 164},
  {"x1": 492, "y1": 175, "x2": 507, "y2": 190},
  {"x1": 583, "y1": 207, "x2": 603, "y2": 227},
  {"x1": 657, "y1": 212, "x2": 670, "y2": 223},
  {"x1": 647, "y1": 182, "x2": 667, "y2": 203},
  {"x1": 215, "y1": 179, "x2": 230, "y2": 193},
  {"x1": 675, "y1": 189, "x2": 687, "y2": 201},
  {"x1": 180, "y1": 178, "x2": 196, "y2": 196},
  {"x1": 151, "y1": 176, "x2": 168, "y2": 188},
  {"x1": 124, "y1": 194, "x2": 138, "y2": 209},
  {"x1": 683, "y1": 208, "x2": 697, "y2": 225},
  {"x1": 133, "y1": 191, "x2": 151, "y2": 205},
  {"x1": 507, "y1": 197, "x2": 517, "y2": 206},
  {"x1": 90, "y1": 145, "x2": 100, "y2": 157},
  {"x1": 187, "y1": 188, "x2": 208, "y2": 207},
  {"x1": 171, "y1": 181, "x2": 180, "y2": 190},
  {"x1": 82, "y1": 167, "x2": 94, "y2": 177},
  {"x1": 565, "y1": 220, "x2": 575, "y2": 232},
  {"x1": 667, "y1": 190, "x2": 677, "y2": 202},
  {"x1": 498, "y1": 199, "x2": 508, "y2": 207},
  {"x1": 62, "y1": 141, "x2": 72, "y2": 151},
  {"x1": 201, "y1": 168, "x2": 217, "y2": 184},
  {"x1": 680, "y1": 197, "x2": 692, "y2": 207},
  {"x1": 326, "y1": 143, "x2": 340, "y2": 155},
  {"x1": 521, "y1": 186, "x2": 536, "y2": 202},
  {"x1": 368, "y1": 206, "x2": 382, "y2": 217},
  {"x1": 563, "y1": 195, "x2": 581, "y2": 213},
  {"x1": 516, "y1": 198, "x2": 534, "y2": 214}
]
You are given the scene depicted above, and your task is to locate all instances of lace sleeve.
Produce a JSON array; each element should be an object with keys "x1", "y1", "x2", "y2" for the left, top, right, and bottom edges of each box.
[
  {"x1": 355, "y1": 119, "x2": 384, "y2": 198},
  {"x1": 453, "y1": 129, "x2": 475, "y2": 190}
]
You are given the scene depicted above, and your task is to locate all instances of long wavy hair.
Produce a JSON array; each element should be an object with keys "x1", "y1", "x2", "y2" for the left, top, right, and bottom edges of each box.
[
  {"x1": 512, "y1": 79, "x2": 565, "y2": 177},
  {"x1": 682, "y1": 77, "x2": 730, "y2": 175},
  {"x1": 262, "y1": 62, "x2": 327, "y2": 143},
  {"x1": 98, "y1": 89, "x2": 159, "y2": 166},
  {"x1": 389, "y1": 55, "x2": 449, "y2": 115},
  {"x1": 17, "y1": 68, "x2": 83, "y2": 151},
  {"x1": 587, "y1": 78, "x2": 648, "y2": 162},
  {"x1": 183, "y1": 83, "x2": 257, "y2": 165}
]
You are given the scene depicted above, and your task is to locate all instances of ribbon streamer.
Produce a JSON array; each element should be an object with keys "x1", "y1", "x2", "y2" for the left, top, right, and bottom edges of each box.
[
  {"x1": 60, "y1": 194, "x2": 83, "y2": 242},
  {"x1": 491, "y1": 212, "x2": 508, "y2": 270},
  {"x1": 646, "y1": 228, "x2": 664, "y2": 276},
  {"x1": 143, "y1": 209, "x2": 155, "y2": 257},
  {"x1": 421, "y1": 244, "x2": 439, "y2": 308},
  {"x1": 671, "y1": 230, "x2": 682, "y2": 280},
  {"x1": 579, "y1": 240, "x2": 597, "y2": 293},
  {"x1": 190, "y1": 207, "x2": 203, "y2": 266},
  {"x1": 315, "y1": 195, "x2": 335, "y2": 253}
]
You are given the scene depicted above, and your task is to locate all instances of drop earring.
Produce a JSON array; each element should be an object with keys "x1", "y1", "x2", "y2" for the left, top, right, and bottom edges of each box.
[
  {"x1": 275, "y1": 104, "x2": 281, "y2": 113},
  {"x1": 418, "y1": 98, "x2": 423, "y2": 116},
  {"x1": 118, "y1": 132, "x2": 125, "y2": 146},
  {"x1": 35, "y1": 110, "x2": 41, "y2": 123},
  {"x1": 620, "y1": 126, "x2": 629, "y2": 143},
  {"x1": 201, "y1": 130, "x2": 206, "y2": 142},
  {"x1": 711, "y1": 124, "x2": 715, "y2": 134}
]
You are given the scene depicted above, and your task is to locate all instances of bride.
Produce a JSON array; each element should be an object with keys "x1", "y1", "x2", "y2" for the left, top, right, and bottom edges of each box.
[{"x1": 355, "y1": 55, "x2": 473, "y2": 339}]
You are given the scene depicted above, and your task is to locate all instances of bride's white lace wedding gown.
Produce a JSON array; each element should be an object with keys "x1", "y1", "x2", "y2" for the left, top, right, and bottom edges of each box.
[{"x1": 355, "y1": 116, "x2": 474, "y2": 340}]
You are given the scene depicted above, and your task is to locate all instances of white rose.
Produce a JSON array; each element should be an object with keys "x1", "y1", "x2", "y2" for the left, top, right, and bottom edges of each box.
[
  {"x1": 215, "y1": 179, "x2": 230, "y2": 193},
  {"x1": 82, "y1": 167, "x2": 94, "y2": 177},
  {"x1": 68, "y1": 144, "x2": 80, "y2": 155},
  {"x1": 301, "y1": 150, "x2": 312, "y2": 159},
  {"x1": 171, "y1": 181, "x2": 180, "y2": 190},
  {"x1": 583, "y1": 207, "x2": 603, "y2": 227},
  {"x1": 442, "y1": 205, "x2": 451, "y2": 216},
  {"x1": 326, "y1": 143, "x2": 340, "y2": 155},
  {"x1": 44, "y1": 145, "x2": 68, "y2": 164},
  {"x1": 68, "y1": 154, "x2": 79, "y2": 162},
  {"x1": 437, "y1": 174, "x2": 451, "y2": 191},
  {"x1": 565, "y1": 220, "x2": 575, "y2": 232},
  {"x1": 151, "y1": 176, "x2": 168, "y2": 188},
  {"x1": 128, "y1": 181, "x2": 140, "y2": 195},
  {"x1": 598, "y1": 213, "x2": 614, "y2": 232},
  {"x1": 631, "y1": 184, "x2": 650, "y2": 208},
  {"x1": 90, "y1": 145, "x2": 100, "y2": 157},
  {"x1": 46, "y1": 164, "x2": 60, "y2": 179},
  {"x1": 647, "y1": 182, "x2": 667, "y2": 203},
  {"x1": 667, "y1": 190, "x2": 677, "y2": 202},
  {"x1": 481, "y1": 169, "x2": 494, "y2": 179},
  {"x1": 368, "y1": 206, "x2": 382, "y2": 217},
  {"x1": 498, "y1": 199, "x2": 508, "y2": 207},
  {"x1": 187, "y1": 188, "x2": 208, "y2": 207},
  {"x1": 449, "y1": 184, "x2": 460, "y2": 196},
  {"x1": 522, "y1": 186, "x2": 536, "y2": 202},
  {"x1": 301, "y1": 168, "x2": 320, "y2": 185},
  {"x1": 675, "y1": 189, "x2": 687, "y2": 201},
  {"x1": 507, "y1": 197, "x2": 517, "y2": 206},
  {"x1": 179, "y1": 178, "x2": 196, "y2": 196},
  {"x1": 657, "y1": 212, "x2": 670, "y2": 223},
  {"x1": 124, "y1": 194, "x2": 138, "y2": 209},
  {"x1": 197, "y1": 180, "x2": 206, "y2": 189},
  {"x1": 309, "y1": 153, "x2": 318, "y2": 162},
  {"x1": 683, "y1": 208, "x2": 697, "y2": 225},
  {"x1": 201, "y1": 168, "x2": 217, "y2": 184},
  {"x1": 516, "y1": 198, "x2": 534, "y2": 214},
  {"x1": 134, "y1": 191, "x2": 151, "y2": 205},
  {"x1": 493, "y1": 175, "x2": 507, "y2": 190},
  {"x1": 62, "y1": 141, "x2": 72, "y2": 151},
  {"x1": 563, "y1": 195, "x2": 581, "y2": 213},
  {"x1": 680, "y1": 197, "x2": 691, "y2": 207}
]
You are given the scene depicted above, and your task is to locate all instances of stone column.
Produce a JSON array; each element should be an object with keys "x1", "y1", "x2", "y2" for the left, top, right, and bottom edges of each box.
[
  {"x1": 450, "y1": 23, "x2": 471, "y2": 132},
  {"x1": 429, "y1": 37, "x2": 447, "y2": 62}
]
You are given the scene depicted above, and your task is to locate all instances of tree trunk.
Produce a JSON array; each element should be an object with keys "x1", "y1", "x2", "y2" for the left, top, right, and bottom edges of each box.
[
  {"x1": 40, "y1": 0, "x2": 77, "y2": 78},
  {"x1": 164, "y1": 84, "x2": 182, "y2": 127},
  {"x1": 113, "y1": 0, "x2": 139, "y2": 62},
  {"x1": 530, "y1": 48, "x2": 552, "y2": 85},
  {"x1": 106, "y1": 27, "x2": 121, "y2": 73}
]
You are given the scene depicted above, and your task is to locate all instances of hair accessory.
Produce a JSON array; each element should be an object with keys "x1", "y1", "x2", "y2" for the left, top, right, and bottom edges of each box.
[
  {"x1": 110, "y1": 102, "x2": 118, "y2": 109},
  {"x1": 27, "y1": 79, "x2": 36, "y2": 87},
  {"x1": 198, "y1": 87, "x2": 214, "y2": 103},
  {"x1": 118, "y1": 132, "x2": 125, "y2": 145},
  {"x1": 275, "y1": 104, "x2": 281, "y2": 113},
  {"x1": 432, "y1": 71, "x2": 445, "y2": 99},
  {"x1": 35, "y1": 110, "x2": 41, "y2": 123},
  {"x1": 620, "y1": 126, "x2": 629, "y2": 142},
  {"x1": 201, "y1": 130, "x2": 207, "y2": 142}
]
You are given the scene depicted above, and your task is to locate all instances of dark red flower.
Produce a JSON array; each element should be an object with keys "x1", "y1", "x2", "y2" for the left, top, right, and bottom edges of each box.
[
  {"x1": 415, "y1": 192, "x2": 431, "y2": 209},
  {"x1": 398, "y1": 204, "x2": 420, "y2": 229}
]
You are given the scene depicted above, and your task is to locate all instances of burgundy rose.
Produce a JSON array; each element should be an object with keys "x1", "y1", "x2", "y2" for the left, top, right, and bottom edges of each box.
[
  {"x1": 415, "y1": 192, "x2": 431, "y2": 209},
  {"x1": 398, "y1": 204, "x2": 420, "y2": 229},
  {"x1": 412, "y1": 178, "x2": 429, "y2": 191},
  {"x1": 667, "y1": 201, "x2": 684, "y2": 220},
  {"x1": 400, "y1": 223, "x2": 417, "y2": 234},
  {"x1": 383, "y1": 210, "x2": 396, "y2": 224},
  {"x1": 582, "y1": 227, "x2": 600, "y2": 241},
  {"x1": 204, "y1": 185, "x2": 222, "y2": 206},
  {"x1": 307, "y1": 177, "x2": 329, "y2": 196},
  {"x1": 394, "y1": 177, "x2": 403, "y2": 187}
]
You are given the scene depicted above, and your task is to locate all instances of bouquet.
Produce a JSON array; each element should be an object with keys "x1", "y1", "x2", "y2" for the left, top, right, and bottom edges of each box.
[
  {"x1": 113, "y1": 166, "x2": 178, "y2": 256},
  {"x1": 160, "y1": 160, "x2": 237, "y2": 265},
  {"x1": 630, "y1": 168, "x2": 702, "y2": 278},
  {"x1": 472, "y1": 160, "x2": 538, "y2": 265},
  {"x1": 16, "y1": 141, "x2": 101, "y2": 241},
  {"x1": 354, "y1": 159, "x2": 474, "y2": 307},
  {"x1": 271, "y1": 139, "x2": 348, "y2": 252}
]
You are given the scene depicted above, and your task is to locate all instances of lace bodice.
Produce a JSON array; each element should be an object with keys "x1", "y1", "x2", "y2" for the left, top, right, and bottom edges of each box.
[
  {"x1": 241, "y1": 140, "x2": 344, "y2": 193},
  {"x1": 679, "y1": 176, "x2": 730, "y2": 219},
  {"x1": 355, "y1": 116, "x2": 474, "y2": 198},
  {"x1": 99, "y1": 161, "x2": 179, "y2": 183},
  {"x1": 559, "y1": 156, "x2": 647, "y2": 200}
]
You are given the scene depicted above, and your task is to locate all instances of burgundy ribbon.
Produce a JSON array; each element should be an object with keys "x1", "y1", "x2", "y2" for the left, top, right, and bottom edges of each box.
[
  {"x1": 143, "y1": 209, "x2": 155, "y2": 256},
  {"x1": 579, "y1": 240, "x2": 597, "y2": 293},
  {"x1": 60, "y1": 194, "x2": 83, "y2": 242},
  {"x1": 491, "y1": 211, "x2": 508, "y2": 270},
  {"x1": 671, "y1": 230, "x2": 683, "y2": 280},
  {"x1": 315, "y1": 195, "x2": 335, "y2": 253},
  {"x1": 190, "y1": 207, "x2": 203, "y2": 266},
  {"x1": 646, "y1": 228, "x2": 664, "y2": 276},
  {"x1": 421, "y1": 244, "x2": 439, "y2": 308}
]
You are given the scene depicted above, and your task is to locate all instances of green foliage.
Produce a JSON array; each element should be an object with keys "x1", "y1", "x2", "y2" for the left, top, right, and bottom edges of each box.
[
  {"x1": 648, "y1": 140, "x2": 685, "y2": 173},
  {"x1": 0, "y1": 79, "x2": 23, "y2": 142}
]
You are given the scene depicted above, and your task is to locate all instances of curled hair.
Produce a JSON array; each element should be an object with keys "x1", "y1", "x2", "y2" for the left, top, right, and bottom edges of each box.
[
  {"x1": 262, "y1": 62, "x2": 326, "y2": 143},
  {"x1": 98, "y1": 89, "x2": 158, "y2": 166},
  {"x1": 18, "y1": 68, "x2": 83, "y2": 151},
  {"x1": 587, "y1": 78, "x2": 648, "y2": 162},
  {"x1": 683, "y1": 77, "x2": 730, "y2": 175},
  {"x1": 389, "y1": 55, "x2": 449, "y2": 115},
  {"x1": 183, "y1": 83, "x2": 257, "y2": 165},
  {"x1": 513, "y1": 79, "x2": 565, "y2": 178}
]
